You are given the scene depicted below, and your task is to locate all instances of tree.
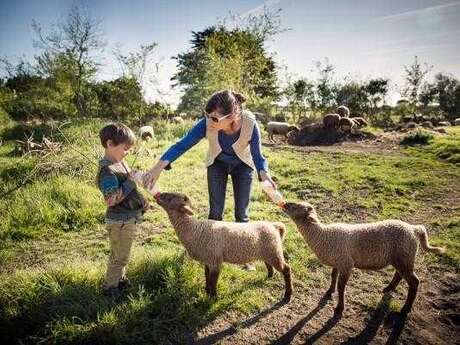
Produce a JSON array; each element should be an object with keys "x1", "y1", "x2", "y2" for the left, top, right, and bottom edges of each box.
[
  {"x1": 430, "y1": 73, "x2": 460, "y2": 119},
  {"x1": 173, "y1": 26, "x2": 278, "y2": 114},
  {"x1": 220, "y1": 5, "x2": 289, "y2": 42},
  {"x1": 284, "y1": 78, "x2": 316, "y2": 122},
  {"x1": 32, "y1": 4, "x2": 106, "y2": 116},
  {"x1": 173, "y1": 7, "x2": 285, "y2": 115},
  {"x1": 93, "y1": 77, "x2": 144, "y2": 121},
  {"x1": 314, "y1": 58, "x2": 338, "y2": 109},
  {"x1": 364, "y1": 78, "x2": 389, "y2": 112},
  {"x1": 113, "y1": 43, "x2": 158, "y2": 88},
  {"x1": 335, "y1": 80, "x2": 368, "y2": 113},
  {"x1": 113, "y1": 42, "x2": 159, "y2": 121},
  {"x1": 401, "y1": 56, "x2": 433, "y2": 106}
]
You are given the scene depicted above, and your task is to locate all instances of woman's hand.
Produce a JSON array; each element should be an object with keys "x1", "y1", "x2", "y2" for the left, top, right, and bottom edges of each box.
[
  {"x1": 143, "y1": 160, "x2": 169, "y2": 189},
  {"x1": 259, "y1": 171, "x2": 277, "y2": 189}
]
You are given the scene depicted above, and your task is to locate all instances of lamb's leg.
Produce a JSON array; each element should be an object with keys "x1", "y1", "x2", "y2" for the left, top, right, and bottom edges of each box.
[
  {"x1": 383, "y1": 271, "x2": 402, "y2": 293},
  {"x1": 282, "y1": 264, "x2": 293, "y2": 302},
  {"x1": 400, "y1": 271, "x2": 419, "y2": 314},
  {"x1": 205, "y1": 265, "x2": 210, "y2": 295},
  {"x1": 208, "y1": 268, "x2": 221, "y2": 297},
  {"x1": 265, "y1": 262, "x2": 274, "y2": 278},
  {"x1": 325, "y1": 268, "x2": 338, "y2": 298},
  {"x1": 270, "y1": 259, "x2": 293, "y2": 302},
  {"x1": 335, "y1": 270, "x2": 351, "y2": 317}
]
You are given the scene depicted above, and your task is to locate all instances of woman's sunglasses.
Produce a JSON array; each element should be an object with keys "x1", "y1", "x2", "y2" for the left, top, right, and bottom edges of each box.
[{"x1": 205, "y1": 112, "x2": 234, "y2": 123}]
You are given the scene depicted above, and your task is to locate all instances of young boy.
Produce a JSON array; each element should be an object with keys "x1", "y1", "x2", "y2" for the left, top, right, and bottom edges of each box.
[{"x1": 96, "y1": 123, "x2": 149, "y2": 297}]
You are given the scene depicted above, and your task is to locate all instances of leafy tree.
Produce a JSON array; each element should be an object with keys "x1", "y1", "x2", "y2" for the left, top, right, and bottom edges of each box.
[
  {"x1": 314, "y1": 58, "x2": 337, "y2": 109},
  {"x1": 93, "y1": 77, "x2": 144, "y2": 121},
  {"x1": 284, "y1": 78, "x2": 316, "y2": 122},
  {"x1": 335, "y1": 80, "x2": 368, "y2": 113},
  {"x1": 173, "y1": 7, "x2": 283, "y2": 115},
  {"x1": 422, "y1": 73, "x2": 460, "y2": 119},
  {"x1": 364, "y1": 78, "x2": 389, "y2": 112},
  {"x1": 401, "y1": 56, "x2": 433, "y2": 106},
  {"x1": 32, "y1": 4, "x2": 106, "y2": 116}
]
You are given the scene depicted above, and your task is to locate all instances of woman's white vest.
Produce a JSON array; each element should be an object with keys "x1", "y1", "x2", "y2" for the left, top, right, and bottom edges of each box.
[{"x1": 205, "y1": 110, "x2": 257, "y2": 170}]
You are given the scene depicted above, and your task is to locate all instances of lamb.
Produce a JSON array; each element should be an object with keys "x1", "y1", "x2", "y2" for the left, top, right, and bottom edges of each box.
[
  {"x1": 350, "y1": 116, "x2": 368, "y2": 128},
  {"x1": 172, "y1": 116, "x2": 184, "y2": 124},
  {"x1": 139, "y1": 125, "x2": 154, "y2": 140},
  {"x1": 336, "y1": 105, "x2": 350, "y2": 118},
  {"x1": 454, "y1": 118, "x2": 460, "y2": 126},
  {"x1": 323, "y1": 113, "x2": 341, "y2": 128},
  {"x1": 438, "y1": 121, "x2": 451, "y2": 127},
  {"x1": 156, "y1": 192, "x2": 293, "y2": 302},
  {"x1": 339, "y1": 117, "x2": 355, "y2": 132},
  {"x1": 266, "y1": 121, "x2": 300, "y2": 142},
  {"x1": 282, "y1": 201, "x2": 444, "y2": 316}
]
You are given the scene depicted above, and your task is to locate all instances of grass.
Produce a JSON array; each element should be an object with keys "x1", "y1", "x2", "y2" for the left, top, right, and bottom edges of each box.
[{"x1": 0, "y1": 118, "x2": 459, "y2": 344}]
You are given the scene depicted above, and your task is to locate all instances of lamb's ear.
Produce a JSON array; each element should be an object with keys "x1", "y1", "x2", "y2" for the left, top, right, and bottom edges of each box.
[{"x1": 180, "y1": 205, "x2": 194, "y2": 216}]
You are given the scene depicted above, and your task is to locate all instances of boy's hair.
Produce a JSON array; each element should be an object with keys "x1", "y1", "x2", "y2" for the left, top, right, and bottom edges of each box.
[{"x1": 99, "y1": 123, "x2": 136, "y2": 148}]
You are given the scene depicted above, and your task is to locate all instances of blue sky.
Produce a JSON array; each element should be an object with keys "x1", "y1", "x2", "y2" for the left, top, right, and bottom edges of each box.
[{"x1": 1, "y1": 0, "x2": 459, "y2": 106}]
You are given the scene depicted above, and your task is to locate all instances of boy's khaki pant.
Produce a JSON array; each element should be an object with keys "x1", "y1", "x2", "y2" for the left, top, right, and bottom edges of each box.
[{"x1": 102, "y1": 222, "x2": 137, "y2": 289}]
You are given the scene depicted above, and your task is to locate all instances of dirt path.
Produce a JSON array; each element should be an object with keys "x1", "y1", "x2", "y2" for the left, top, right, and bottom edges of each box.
[{"x1": 190, "y1": 263, "x2": 459, "y2": 344}]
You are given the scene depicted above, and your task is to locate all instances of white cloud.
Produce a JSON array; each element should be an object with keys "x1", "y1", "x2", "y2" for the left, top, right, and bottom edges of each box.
[{"x1": 379, "y1": 1, "x2": 460, "y2": 22}]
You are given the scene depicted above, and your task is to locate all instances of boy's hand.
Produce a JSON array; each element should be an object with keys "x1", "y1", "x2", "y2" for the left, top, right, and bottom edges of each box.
[
  {"x1": 141, "y1": 198, "x2": 151, "y2": 212},
  {"x1": 128, "y1": 170, "x2": 142, "y2": 183}
]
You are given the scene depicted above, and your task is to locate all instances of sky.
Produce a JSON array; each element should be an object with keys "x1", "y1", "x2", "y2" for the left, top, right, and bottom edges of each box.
[{"x1": 1, "y1": 0, "x2": 459, "y2": 107}]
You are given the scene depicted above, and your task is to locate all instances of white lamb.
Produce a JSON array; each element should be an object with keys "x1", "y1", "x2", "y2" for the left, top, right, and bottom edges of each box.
[
  {"x1": 139, "y1": 125, "x2": 154, "y2": 141},
  {"x1": 266, "y1": 122, "x2": 300, "y2": 142},
  {"x1": 156, "y1": 192, "x2": 293, "y2": 302},
  {"x1": 283, "y1": 201, "x2": 444, "y2": 316}
]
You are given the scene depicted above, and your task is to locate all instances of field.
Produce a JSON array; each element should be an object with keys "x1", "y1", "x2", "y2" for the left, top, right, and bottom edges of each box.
[{"x1": 0, "y1": 119, "x2": 459, "y2": 344}]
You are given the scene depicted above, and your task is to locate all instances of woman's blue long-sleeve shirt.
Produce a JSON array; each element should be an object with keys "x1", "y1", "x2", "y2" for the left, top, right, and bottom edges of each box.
[{"x1": 160, "y1": 118, "x2": 268, "y2": 172}]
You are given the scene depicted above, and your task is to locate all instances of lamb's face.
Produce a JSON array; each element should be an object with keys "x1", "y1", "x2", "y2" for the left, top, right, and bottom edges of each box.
[
  {"x1": 283, "y1": 202, "x2": 317, "y2": 223},
  {"x1": 156, "y1": 192, "x2": 194, "y2": 215}
]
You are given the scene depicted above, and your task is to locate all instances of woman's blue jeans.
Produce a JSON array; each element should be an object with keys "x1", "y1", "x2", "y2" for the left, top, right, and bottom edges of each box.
[{"x1": 207, "y1": 160, "x2": 253, "y2": 222}]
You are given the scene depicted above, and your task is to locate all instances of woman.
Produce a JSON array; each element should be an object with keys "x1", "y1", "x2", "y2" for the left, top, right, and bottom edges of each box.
[{"x1": 144, "y1": 89, "x2": 277, "y2": 224}]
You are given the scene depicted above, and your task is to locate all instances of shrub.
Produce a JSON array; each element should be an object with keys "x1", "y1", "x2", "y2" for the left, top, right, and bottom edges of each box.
[{"x1": 400, "y1": 131, "x2": 434, "y2": 146}]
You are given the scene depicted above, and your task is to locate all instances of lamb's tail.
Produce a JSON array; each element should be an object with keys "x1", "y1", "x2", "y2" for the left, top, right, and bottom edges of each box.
[
  {"x1": 273, "y1": 222, "x2": 286, "y2": 241},
  {"x1": 414, "y1": 225, "x2": 445, "y2": 254}
]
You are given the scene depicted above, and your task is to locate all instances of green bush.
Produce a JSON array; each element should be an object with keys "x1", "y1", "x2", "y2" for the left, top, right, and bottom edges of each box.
[{"x1": 400, "y1": 131, "x2": 434, "y2": 146}]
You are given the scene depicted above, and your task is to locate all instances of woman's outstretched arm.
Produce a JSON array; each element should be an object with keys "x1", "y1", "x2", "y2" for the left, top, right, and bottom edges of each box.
[{"x1": 144, "y1": 118, "x2": 206, "y2": 188}]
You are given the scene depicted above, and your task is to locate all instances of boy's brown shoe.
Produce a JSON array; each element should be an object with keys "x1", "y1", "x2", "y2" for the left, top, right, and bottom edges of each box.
[{"x1": 118, "y1": 277, "x2": 132, "y2": 291}]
